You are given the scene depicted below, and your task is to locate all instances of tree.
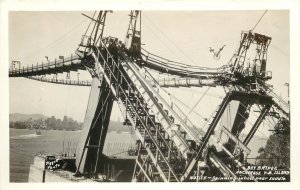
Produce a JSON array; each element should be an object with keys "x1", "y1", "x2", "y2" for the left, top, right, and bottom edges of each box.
[
  {"x1": 256, "y1": 119, "x2": 290, "y2": 167},
  {"x1": 258, "y1": 147, "x2": 264, "y2": 154}
]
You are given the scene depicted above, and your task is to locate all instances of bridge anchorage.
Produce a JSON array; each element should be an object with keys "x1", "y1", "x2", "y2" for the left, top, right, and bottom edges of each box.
[{"x1": 10, "y1": 11, "x2": 289, "y2": 182}]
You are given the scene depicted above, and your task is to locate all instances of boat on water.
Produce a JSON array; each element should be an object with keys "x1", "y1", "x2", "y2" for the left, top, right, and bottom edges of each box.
[
  {"x1": 35, "y1": 118, "x2": 46, "y2": 135},
  {"x1": 36, "y1": 127, "x2": 41, "y2": 135}
]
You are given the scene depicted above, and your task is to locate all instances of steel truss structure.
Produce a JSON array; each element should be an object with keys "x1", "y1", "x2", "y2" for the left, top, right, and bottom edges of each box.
[{"x1": 9, "y1": 11, "x2": 290, "y2": 182}]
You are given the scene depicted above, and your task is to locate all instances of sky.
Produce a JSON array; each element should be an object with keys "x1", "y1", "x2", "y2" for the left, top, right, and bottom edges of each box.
[{"x1": 9, "y1": 10, "x2": 290, "y2": 126}]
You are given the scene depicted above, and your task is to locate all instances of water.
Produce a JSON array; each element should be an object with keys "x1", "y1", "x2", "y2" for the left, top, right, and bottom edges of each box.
[
  {"x1": 9, "y1": 128, "x2": 136, "y2": 182},
  {"x1": 10, "y1": 128, "x2": 265, "y2": 182}
]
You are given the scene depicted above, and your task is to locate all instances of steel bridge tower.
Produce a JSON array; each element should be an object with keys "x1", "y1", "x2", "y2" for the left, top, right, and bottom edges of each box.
[{"x1": 9, "y1": 11, "x2": 290, "y2": 182}]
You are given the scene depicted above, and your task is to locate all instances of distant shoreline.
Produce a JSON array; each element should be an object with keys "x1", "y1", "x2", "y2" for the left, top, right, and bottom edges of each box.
[{"x1": 9, "y1": 128, "x2": 133, "y2": 134}]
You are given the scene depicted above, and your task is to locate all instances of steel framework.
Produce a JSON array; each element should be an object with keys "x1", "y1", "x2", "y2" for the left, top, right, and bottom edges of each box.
[{"x1": 9, "y1": 11, "x2": 290, "y2": 182}]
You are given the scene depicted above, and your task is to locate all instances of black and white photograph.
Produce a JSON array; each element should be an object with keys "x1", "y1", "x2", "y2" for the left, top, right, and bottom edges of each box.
[{"x1": 1, "y1": 1, "x2": 300, "y2": 189}]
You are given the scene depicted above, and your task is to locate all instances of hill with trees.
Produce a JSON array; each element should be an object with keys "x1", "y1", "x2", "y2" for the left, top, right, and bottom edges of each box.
[{"x1": 256, "y1": 118, "x2": 290, "y2": 168}]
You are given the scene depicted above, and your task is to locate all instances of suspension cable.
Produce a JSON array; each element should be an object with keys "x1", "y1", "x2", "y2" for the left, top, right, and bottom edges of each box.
[
  {"x1": 21, "y1": 17, "x2": 88, "y2": 61},
  {"x1": 251, "y1": 10, "x2": 268, "y2": 32},
  {"x1": 83, "y1": 11, "x2": 97, "y2": 36},
  {"x1": 143, "y1": 13, "x2": 197, "y2": 64},
  {"x1": 144, "y1": 67, "x2": 208, "y2": 121},
  {"x1": 183, "y1": 87, "x2": 210, "y2": 122}
]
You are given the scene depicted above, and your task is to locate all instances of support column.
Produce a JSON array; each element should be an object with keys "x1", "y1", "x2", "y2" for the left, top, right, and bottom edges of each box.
[
  {"x1": 227, "y1": 101, "x2": 250, "y2": 153},
  {"x1": 75, "y1": 77, "x2": 114, "y2": 175},
  {"x1": 76, "y1": 77, "x2": 102, "y2": 173},
  {"x1": 243, "y1": 104, "x2": 272, "y2": 145}
]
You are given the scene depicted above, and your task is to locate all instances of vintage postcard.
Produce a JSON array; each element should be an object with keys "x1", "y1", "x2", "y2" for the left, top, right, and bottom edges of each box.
[{"x1": 1, "y1": 1, "x2": 299, "y2": 190}]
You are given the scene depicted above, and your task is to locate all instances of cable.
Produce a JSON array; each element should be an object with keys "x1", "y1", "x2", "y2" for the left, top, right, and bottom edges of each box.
[
  {"x1": 251, "y1": 10, "x2": 268, "y2": 32},
  {"x1": 224, "y1": 9, "x2": 269, "y2": 68},
  {"x1": 83, "y1": 11, "x2": 97, "y2": 36},
  {"x1": 21, "y1": 17, "x2": 89, "y2": 61},
  {"x1": 142, "y1": 16, "x2": 184, "y2": 63},
  {"x1": 143, "y1": 67, "x2": 208, "y2": 121},
  {"x1": 183, "y1": 87, "x2": 210, "y2": 121},
  {"x1": 143, "y1": 14, "x2": 198, "y2": 65}
]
